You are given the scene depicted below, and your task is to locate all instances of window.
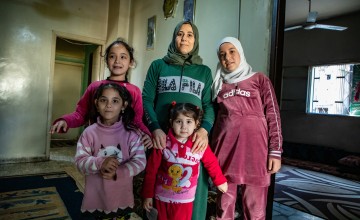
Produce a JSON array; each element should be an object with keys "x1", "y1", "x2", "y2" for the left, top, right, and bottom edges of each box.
[{"x1": 307, "y1": 64, "x2": 360, "y2": 116}]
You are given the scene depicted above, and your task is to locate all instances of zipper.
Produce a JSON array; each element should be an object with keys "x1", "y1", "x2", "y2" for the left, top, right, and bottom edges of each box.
[{"x1": 179, "y1": 60, "x2": 186, "y2": 92}]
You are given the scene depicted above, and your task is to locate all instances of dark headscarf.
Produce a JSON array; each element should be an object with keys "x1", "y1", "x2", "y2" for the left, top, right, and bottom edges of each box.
[{"x1": 163, "y1": 21, "x2": 203, "y2": 65}]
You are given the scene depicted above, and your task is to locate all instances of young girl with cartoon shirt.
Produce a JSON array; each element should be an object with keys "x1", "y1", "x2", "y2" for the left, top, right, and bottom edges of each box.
[
  {"x1": 141, "y1": 102, "x2": 228, "y2": 220},
  {"x1": 211, "y1": 37, "x2": 283, "y2": 220},
  {"x1": 50, "y1": 38, "x2": 152, "y2": 148},
  {"x1": 75, "y1": 83, "x2": 146, "y2": 219}
]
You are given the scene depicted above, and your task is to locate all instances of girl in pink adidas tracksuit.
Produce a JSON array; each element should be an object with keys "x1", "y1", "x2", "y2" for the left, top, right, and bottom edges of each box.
[{"x1": 211, "y1": 37, "x2": 283, "y2": 220}]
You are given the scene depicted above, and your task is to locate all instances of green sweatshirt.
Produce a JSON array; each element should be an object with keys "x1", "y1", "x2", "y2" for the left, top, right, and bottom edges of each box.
[{"x1": 142, "y1": 59, "x2": 215, "y2": 133}]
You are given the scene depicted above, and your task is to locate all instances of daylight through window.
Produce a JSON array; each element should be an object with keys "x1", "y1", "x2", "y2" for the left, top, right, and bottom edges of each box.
[{"x1": 307, "y1": 64, "x2": 360, "y2": 116}]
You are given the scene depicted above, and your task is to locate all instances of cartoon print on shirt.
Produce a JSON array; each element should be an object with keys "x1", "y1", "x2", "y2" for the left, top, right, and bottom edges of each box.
[
  {"x1": 162, "y1": 164, "x2": 192, "y2": 193},
  {"x1": 178, "y1": 166, "x2": 192, "y2": 187},
  {"x1": 98, "y1": 144, "x2": 123, "y2": 163}
]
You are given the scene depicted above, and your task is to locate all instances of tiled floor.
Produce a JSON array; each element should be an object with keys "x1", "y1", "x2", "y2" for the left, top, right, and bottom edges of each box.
[{"x1": 0, "y1": 146, "x2": 324, "y2": 220}]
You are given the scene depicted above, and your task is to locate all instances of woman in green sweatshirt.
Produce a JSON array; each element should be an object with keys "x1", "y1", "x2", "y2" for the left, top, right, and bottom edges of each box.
[{"x1": 142, "y1": 21, "x2": 215, "y2": 220}]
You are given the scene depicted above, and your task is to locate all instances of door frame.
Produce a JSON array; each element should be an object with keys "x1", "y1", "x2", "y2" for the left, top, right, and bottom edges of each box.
[
  {"x1": 46, "y1": 31, "x2": 105, "y2": 156},
  {"x1": 266, "y1": 0, "x2": 285, "y2": 219}
]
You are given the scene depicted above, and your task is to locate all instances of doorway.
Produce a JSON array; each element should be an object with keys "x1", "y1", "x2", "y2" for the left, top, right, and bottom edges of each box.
[{"x1": 50, "y1": 36, "x2": 101, "y2": 148}]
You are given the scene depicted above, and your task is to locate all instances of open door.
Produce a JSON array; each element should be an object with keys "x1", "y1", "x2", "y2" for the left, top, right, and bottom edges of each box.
[{"x1": 51, "y1": 37, "x2": 101, "y2": 146}]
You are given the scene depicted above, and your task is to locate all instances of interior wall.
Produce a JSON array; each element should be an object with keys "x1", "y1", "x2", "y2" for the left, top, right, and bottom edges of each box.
[
  {"x1": 107, "y1": 0, "x2": 131, "y2": 46},
  {"x1": 0, "y1": 0, "x2": 275, "y2": 163},
  {"x1": 51, "y1": 38, "x2": 86, "y2": 141},
  {"x1": 128, "y1": 0, "x2": 242, "y2": 89},
  {"x1": 0, "y1": 0, "x2": 108, "y2": 163},
  {"x1": 239, "y1": 0, "x2": 272, "y2": 74},
  {"x1": 52, "y1": 62, "x2": 83, "y2": 140},
  {"x1": 281, "y1": 12, "x2": 360, "y2": 153},
  {"x1": 129, "y1": 0, "x2": 188, "y2": 89},
  {"x1": 129, "y1": 0, "x2": 272, "y2": 90},
  {"x1": 194, "y1": 0, "x2": 240, "y2": 72}
]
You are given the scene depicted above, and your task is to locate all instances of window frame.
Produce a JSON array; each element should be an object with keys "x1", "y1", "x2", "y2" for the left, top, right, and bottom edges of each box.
[{"x1": 306, "y1": 63, "x2": 360, "y2": 117}]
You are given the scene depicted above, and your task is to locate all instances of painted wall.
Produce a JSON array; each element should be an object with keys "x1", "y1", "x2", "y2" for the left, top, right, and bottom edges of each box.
[
  {"x1": 0, "y1": 0, "x2": 274, "y2": 163},
  {"x1": 129, "y1": 0, "x2": 272, "y2": 90},
  {"x1": 107, "y1": 0, "x2": 131, "y2": 43},
  {"x1": 281, "y1": 12, "x2": 360, "y2": 153},
  {"x1": 239, "y1": 0, "x2": 272, "y2": 74},
  {"x1": 0, "y1": 0, "x2": 108, "y2": 163},
  {"x1": 51, "y1": 39, "x2": 86, "y2": 141}
]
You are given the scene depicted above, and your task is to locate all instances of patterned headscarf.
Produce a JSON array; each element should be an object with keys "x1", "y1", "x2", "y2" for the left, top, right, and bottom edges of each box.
[
  {"x1": 163, "y1": 21, "x2": 203, "y2": 65},
  {"x1": 211, "y1": 37, "x2": 255, "y2": 101}
]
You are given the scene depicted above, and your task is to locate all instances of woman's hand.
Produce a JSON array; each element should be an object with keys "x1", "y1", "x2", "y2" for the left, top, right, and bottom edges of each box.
[
  {"x1": 191, "y1": 128, "x2": 208, "y2": 154},
  {"x1": 50, "y1": 120, "x2": 68, "y2": 134},
  {"x1": 143, "y1": 198, "x2": 153, "y2": 212},
  {"x1": 267, "y1": 158, "x2": 282, "y2": 174},
  {"x1": 100, "y1": 157, "x2": 119, "y2": 180},
  {"x1": 217, "y1": 182, "x2": 228, "y2": 193},
  {"x1": 141, "y1": 133, "x2": 153, "y2": 149},
  {"x1": 152, "y1": 129, "x2": 167, "y2": 150}
]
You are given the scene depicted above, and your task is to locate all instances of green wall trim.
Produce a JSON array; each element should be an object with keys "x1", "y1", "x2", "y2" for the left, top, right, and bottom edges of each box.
[
  {"x1": 81, "y1": 45, "x2": 99, "y2": 95},
  {"x1": 55, "y1": 55, "x2": 85, "y2": 64}
]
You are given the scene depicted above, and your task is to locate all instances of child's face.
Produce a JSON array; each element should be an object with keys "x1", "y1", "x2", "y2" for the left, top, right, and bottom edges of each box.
[
  {"x1": 171, "y1": 113, "x2": 198, "y2": 141},
  {"x1": 95, "y1": 88, "x2": 127, "y2": 125},
  {"x1": 107, "y1": 44, "x2": 133, "y2": 80}
]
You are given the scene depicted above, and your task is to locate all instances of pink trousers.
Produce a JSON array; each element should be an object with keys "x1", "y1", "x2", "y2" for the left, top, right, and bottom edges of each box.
[{"x1": 216, "y1": 183, "x2": 268, "y2": 220}]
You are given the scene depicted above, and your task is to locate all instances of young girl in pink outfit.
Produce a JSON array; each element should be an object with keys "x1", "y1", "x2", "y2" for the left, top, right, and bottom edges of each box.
[
  {"x1": 50, "y1": 38, "x2": 152, "y2": 148},
  {"x1": 142, "y1": 102, "x2": 228, "y2": 220},
  {"x1": 211, "y1": 37, "x2": 283, "y2": 220},
  {"x1": 75, "y1": 83, "x2": 146, "y2": 219}
]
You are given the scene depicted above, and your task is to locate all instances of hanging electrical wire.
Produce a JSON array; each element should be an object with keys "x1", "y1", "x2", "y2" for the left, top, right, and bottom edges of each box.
[{"x1": 57, "y1": 36, "x2": 94, "y2": 46}]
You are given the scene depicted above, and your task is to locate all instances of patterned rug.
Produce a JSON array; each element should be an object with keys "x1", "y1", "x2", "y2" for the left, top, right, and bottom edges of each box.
[
  {"x1": 274, "y1": 168, "x2": 360, "y2": 220},
  {"x1": 0, "y1": 186, "x2": 70, "y2": 219},
  {"x1": 0, "y1": 172, "x2": 83, "y2": 219}
]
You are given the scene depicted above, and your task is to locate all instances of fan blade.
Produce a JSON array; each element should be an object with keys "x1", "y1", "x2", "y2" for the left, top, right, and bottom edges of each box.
[
  {"x1": 313, "y1": 24, "x2": 348, "y2": 31},
  {"x1": 284, "y1": 25, "x2": 303, "y2": 32},
  {"x1": 307, "y1": 11, "x2": 318, "y2": 23}
]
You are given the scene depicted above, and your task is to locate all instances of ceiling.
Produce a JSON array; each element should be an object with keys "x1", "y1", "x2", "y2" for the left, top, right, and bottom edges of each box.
[{"x1": 285, "y1": 0, "x2": 360, "y2": 27}]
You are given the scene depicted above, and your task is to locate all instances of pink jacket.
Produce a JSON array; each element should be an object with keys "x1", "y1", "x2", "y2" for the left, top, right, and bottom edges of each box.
[
  {"x1": 53, "y1": 78, "x2": 150, "y2": 136},
  {"x1": 212, "y1": 73, "x2": 282, "y2": 186}
]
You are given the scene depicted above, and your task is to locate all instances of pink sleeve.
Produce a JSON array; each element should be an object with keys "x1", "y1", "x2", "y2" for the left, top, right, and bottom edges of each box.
[
  {"x1": 260, "y1": 75, "x2": 283, "y2": 159},
  {"x1": 74, "y1": 130, "x2": 105, "y2": 175},
  {"x1": 117, "y1": 133, "x2": 146, "y2": 178},
  {"x1": 129, "y1": 85, "x2": 151, "y2": 136},
  {"x1": 54, "y1": 83, "x2": 97, "y2": 132}
]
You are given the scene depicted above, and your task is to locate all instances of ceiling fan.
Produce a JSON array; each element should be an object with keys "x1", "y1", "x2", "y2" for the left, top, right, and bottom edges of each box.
[{"x1": 285, "y1": 0, "x2": 348, "y2": 32}]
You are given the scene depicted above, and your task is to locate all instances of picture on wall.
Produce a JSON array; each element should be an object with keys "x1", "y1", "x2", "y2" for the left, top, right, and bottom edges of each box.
[
  {"x1": 184, "y1": 0, "x2": 195, "y2": 22},
  {"x1": 146, "y1": 16, "x2": 156, "y2": 50},
  {"x1": 163, "y1": 0, "x2": 178, "y2": 19}
]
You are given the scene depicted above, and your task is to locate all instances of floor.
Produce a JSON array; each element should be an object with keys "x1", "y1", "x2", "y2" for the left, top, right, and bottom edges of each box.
[{"x1": 0, "y1": 145, "x2": 324, "y2": 220}]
